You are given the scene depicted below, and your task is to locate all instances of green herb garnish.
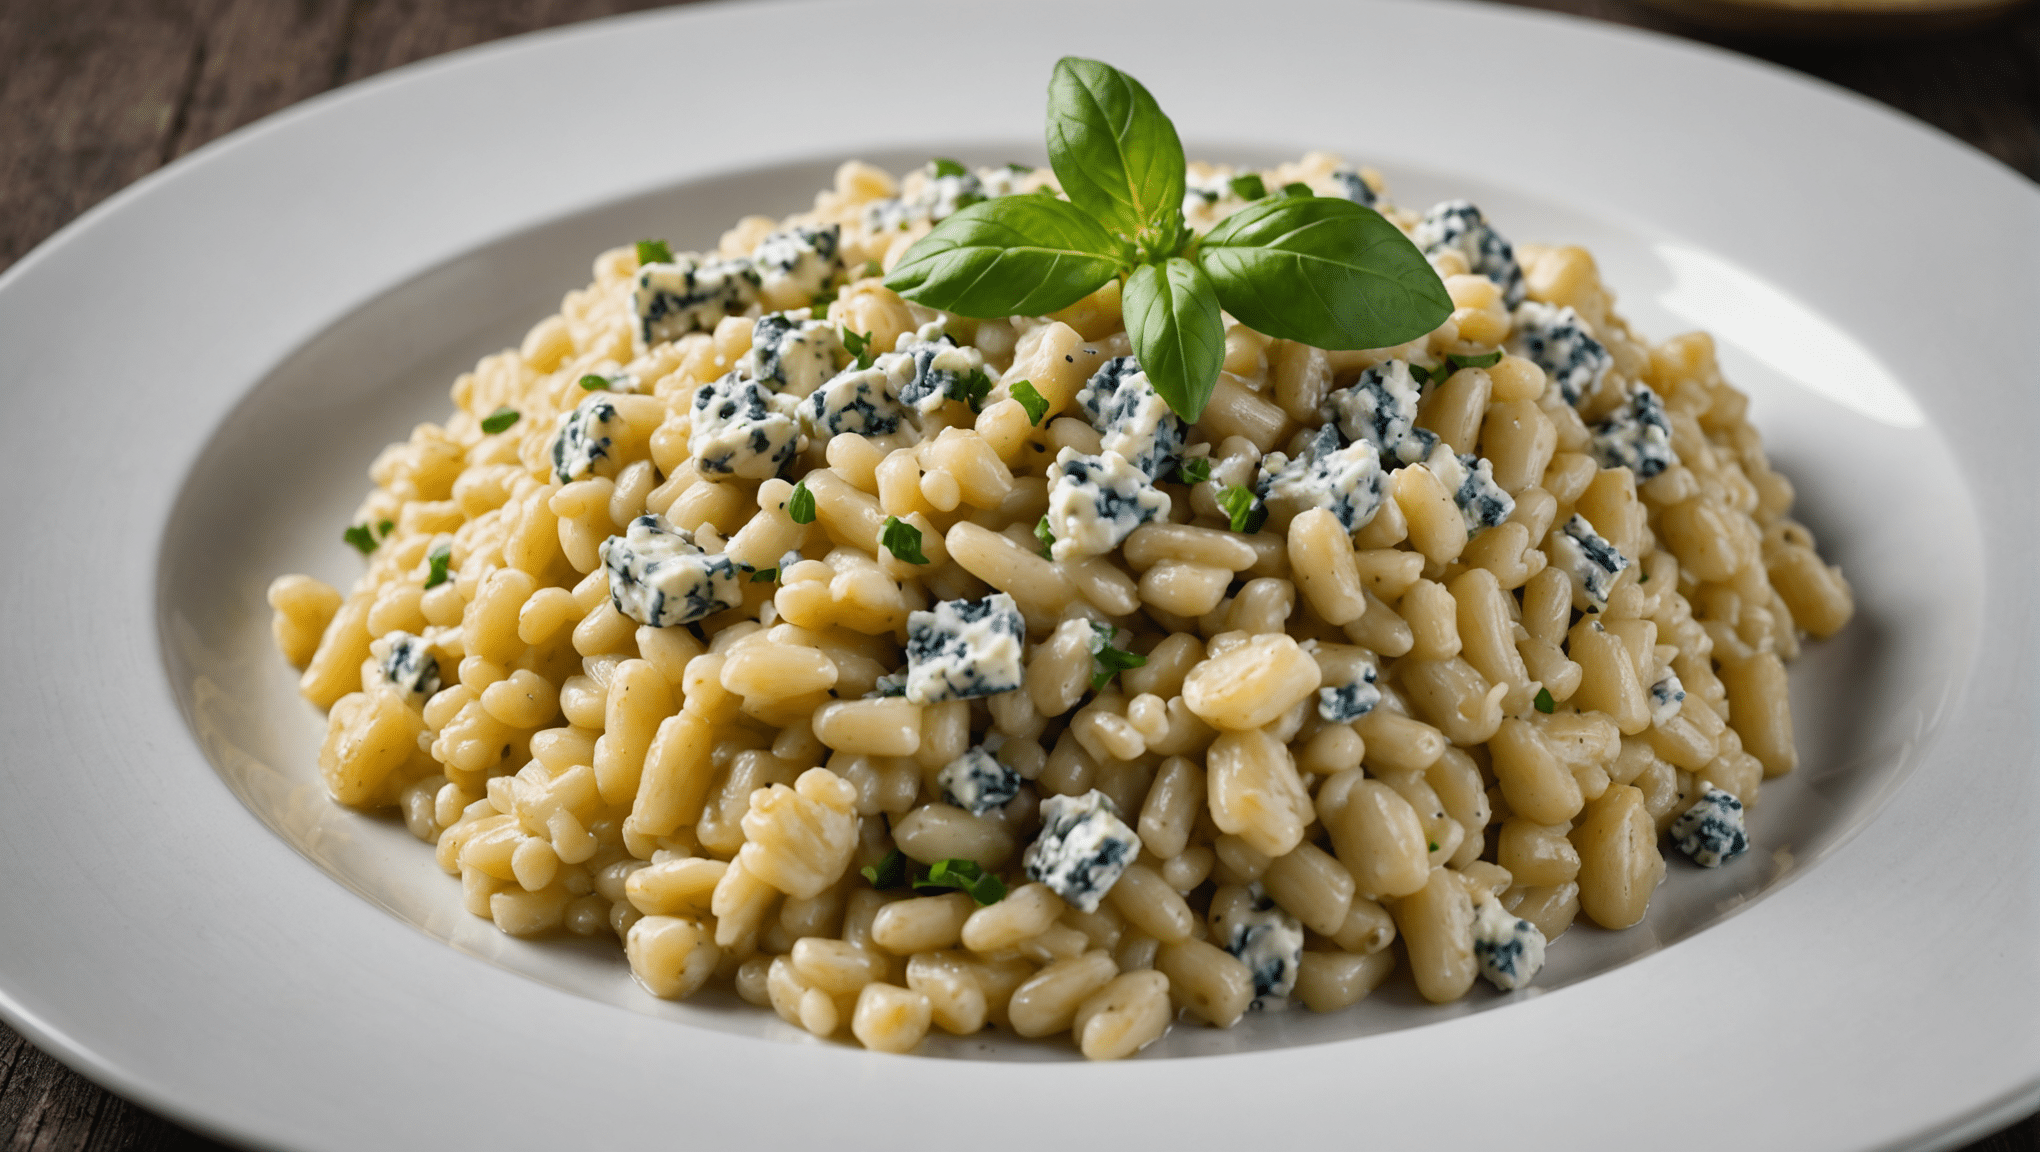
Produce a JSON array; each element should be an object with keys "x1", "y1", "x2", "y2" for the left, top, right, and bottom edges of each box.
[
  {"x1": 1534, "y1": 687, "x2": 1556, "y2": 714},
  {"x1": 884, "y1": 58, "x2": 1449, "y2": 425},
  {"x1": 750, "y1": 567, "x2": 777, "y2": 584},
  {"x1": 636, "y1": 239, "x2": 673, "y2": 266},
  {"x1": 809, "y1": 289, "x2": 837, "y2": 316},
  {"x1": 1090, "y1": 640, "x2": 1148, "y2": 691},
  {"x1": 787, "y1": 481, "x2": 816, "y2": 525},
  {"x1": 931, "y1": 157, "x2": 970, "y2": 179},
  {"x1": 424, "y1": 542, "x2": 453, "y2": 590},
  {"x1": 1281, "y1": 181, "x2": 1313, "y2": 198},
  {"x1": 1448, "y1": 349, "x2": 1504, "y2": 372},
  {"x1": 861, "y1": 849, "x2": 908, "y2": 889},
  {"x1": 1228, "y1": 173, "x2": 1267, "y2": 201},
  {"x1": 578, "y1": 374, "x2": 615, "y2": 391},
  {"x1": 913, "y1": 858, "x2": 1008, "y2": 905},
  {"x1": 1010, "y1": 379, "x2": 1050, "y2": 425},
  {"x1": 841, "y1": 327, "x2": 877, "y2": 369},
  {"x1": 949, "y1": 369, "x2": 995, "y2": 411},
  {"x1": 480, "y1": 406, "x2": 520, "y2": 435},
  {"x1": 1035, "y1": 515, "x2": 1056, "y2": 558},
  {"x1": 881, "y1": 517, "x2": 930, "y2": 564},
  {"x1": 343, "y1": 524, "x2": 380, "y2": 555},
  {"x1": 1428, "y1": 841, "x2": 1440, "y2": 852},
  {"x1": 1217, "y1": 485, "x2": 1266, "y2": 534},
  {"x1": 1174, "y1": 456, "x2": 1212, "y2": 485}
]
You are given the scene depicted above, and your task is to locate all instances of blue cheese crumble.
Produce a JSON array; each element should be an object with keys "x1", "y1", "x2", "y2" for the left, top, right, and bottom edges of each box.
[
  {"x1": 1671, "y1": 786, "x2": 1749, "y2": 868},
  {"x1": 371, "y1": 630, "x2": 441, "y2": 703},
  {"x1": 1590, "y1": 383, "x2": 1677, "y2": 480},
  {"x1": 751, "y1": 224, "x2": 841, "y2": 303},
  {"x1": 861, "y1": 162, "x2": 1019, "y2": 233},
  {"x1": 549, "y1": 394, "x2": 622, "y2": 483},
  {"x1": 1075, "y1": 356, "x2": 1184, "y2": 479},
  {"x1": 888, "y1": 324, "x2": 991, "y2": 416},
  {"x1": 690, "y1": 372, "x2": 802, "y2": 479},
  {"x1": 1314, "y1": 658, "x2": 1380, "y2": 723},
  {"x1": 936, "y1": 746, "x2": 1021, "y2": 817},
  {"x1": 1257, "y1": 424, "x2": 1387, "y2": 533},
  {"x1": 1549, "y1": 513, "x2": 1629, "y2": 611},
  {"x1": 1471, "y1": 897, "x2": 1547, "y2": 991},
  {"x1": 631, "y1": 255, "x2": 760, "y2": 349},
  {"x1": 1217, "y1": 884, "x2": 1305, "y2": 1009},
  {"x1": 904, "y1": 592, "x2": 1025, "y2": 704},
  {"x1": 1509, "y1": 301, "x2": 1612, "y2": 406},
  {"x1": 1328, "y1": 167, "x2": 1378, "y2": 208},
  {"x1": 1323, "y1": 360, "x2": 1439, "y2": 468},
  {"x1": 1412, "y1": 200, "x2": 1525, "y2": 308},
  {"x1": 599, "y1": 515, "x2": 742, "y2": 628},
  {"x1": 1649, "y1": 668, "x2": 1687, "y2": 727},
  {"x1": 1022, "y1": 790, "x2": 1139, "y2": 913},
  {"x1": 748, "y1": 312, "x2": 842, "y2": 398},
  {"x1": 1424, "y1": 444, "x2": 1515, "y2": 536},
  {"x1": 804, "y1": 364, "x2": 911, "y2": 437},
  {"x1": 1044, "y1": 448, "x2": 1170, "y2": 562},
  {"x1": 866, "y1": 669, "x2": 908, "y2": 699}
]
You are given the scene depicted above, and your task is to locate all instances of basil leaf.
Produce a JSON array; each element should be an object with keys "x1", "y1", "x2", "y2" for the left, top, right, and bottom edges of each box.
[
  {"x1": 343, "y1": 524, "x2": 378, "y2": 555},
  {"x1": 423, "y1": 542, "x2": 453, "y2": 589},
  {"x1": 1122, "y1": 257, "x2": 1224, "y2": 424},
  {"x1": 1010, "y1": 379, "x2": 1050, "y2": 425},
  {"x1": 1197, "y1": 196, "x2": 1452, "y2": 351},
  {"x1": 1217, "y1": 485, "x2": 1266, "y2": 534},
  {"x1": 840, "y1": 328, "x2": 876, "y2": 370},
  {"x1": 881, "y1": 516, "x2": 930, "y2": 564},
  {"x1": 1045, "y1": 57, "x2": 1185, "y2": 245},
  {"x1": 1533, "y1": 686, "x2": 1556, "y2": 714},
  {"x1": 861, "y1": 849, "x2": 908, "y2": 889},
  {"x1": 579, "y1": 373, "x2": 614, "y2": 391},
  {"x1": 1449, "y1": 349, "x2": 1504, "y2": 371},
  {"x1": 787, "y1": 481, "x2": 816, "y2": 525},
  {"x1": 480, "y1": 406, "x2": 520, "y2": 435},
  {"x1": 1090, "y1": 643, "x2": 1147, "y2": 691},
  {"x1": 635, "y1": 239, "x2": 673, "y2": 266},
  {"x1": 1229, "y1": 173, "x2": 1267, "y2": 201},
  {"x1": 884, "y1": 196, "x2": 1122, "y2": 318},
  {"x1": 1281, "y1": 182, "x2": 1313, "y2": 198},
  {"x1": 913, "y1": 858, "x2": 1007, "y2": 905},
  {"x1": 931, "y1": 157, "x2": 969, "y2": 179},
  {"x1": 377, "y1": 519, "x2": 394, "y2": 536},
  {"x1": 1174, "y1": 457, "x2": 1212, "y2": 485},
  {"x1": 1035, "y1": 515, "x2": 1056, "y2": 558},
  {"x1": 750, "y1": 567, "x2": 777, "y2": 584},
  {"x1": 949, "y1": 369, "x2": 995, "y2": 412}
]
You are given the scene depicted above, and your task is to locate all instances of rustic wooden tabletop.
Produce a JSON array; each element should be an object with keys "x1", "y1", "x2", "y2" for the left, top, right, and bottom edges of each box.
[{"x1": 1, "y1": 1, "x2": 2035, "y2": 1148}]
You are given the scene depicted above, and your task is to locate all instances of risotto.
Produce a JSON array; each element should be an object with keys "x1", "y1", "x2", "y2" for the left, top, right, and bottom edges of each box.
[{"x1": 268, "y1": 150, "x2": 1854, "y2": 1060}]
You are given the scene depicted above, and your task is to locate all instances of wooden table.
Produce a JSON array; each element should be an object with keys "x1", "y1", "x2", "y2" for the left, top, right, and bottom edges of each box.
[{"x1": 1, "y1": 1, "x2": 2034, "y2": 1148}]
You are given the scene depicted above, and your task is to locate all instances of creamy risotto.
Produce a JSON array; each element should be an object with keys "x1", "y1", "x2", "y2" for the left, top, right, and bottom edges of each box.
[{"x1": 268, "y1": 151, "x2": 1855, "y2": 1059}]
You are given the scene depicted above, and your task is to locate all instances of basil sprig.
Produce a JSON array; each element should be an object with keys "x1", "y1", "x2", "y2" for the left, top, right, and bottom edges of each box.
[{"x1": 885, "y1": 57, "x2": 1450, "y2": 424}]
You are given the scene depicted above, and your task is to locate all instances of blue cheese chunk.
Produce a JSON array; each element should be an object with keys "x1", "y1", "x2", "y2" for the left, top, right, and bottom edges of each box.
[
  {"x1": 1590, "y1": 383, "x2": 1677, "y2": 480},
  {"x1": 370, "y1": 630, "x2": 441, "y2": 703},
  {"x1": 751, "y1": 224, "x2": 842, "y2": 303},
  {"x1": 1183, "y1": 170, "x2": 1234, "y2": 214},
  {"x1": 1510, "y1": 301, "x2": 1612, "y2": 406},
  {"x1": 1424, "y1": 444, "x2": 1516, "y2": 535},
  {"x1": 1317, "y1": 661, "x2": 1380, "y2": 722},
  {"x1": 599, "y1": 515, "x2": 742, "y2": 628},
  {"x1": 936, "y1": 746, "x2": 1021, "y2": 816},
  {"x1": 1258, "y1": 424, "x2": 1388, "y2": 534},
  {"x1": 1022, "y1": 790, "x2": 1139, "y2": 913},
  {"x1": 861, "y1": 162, "x2": 1009, "y2": 233},
  {"x1": 1649, "y1": 668, "x2": 1688, "y2": 727},
  {"x1": 1323, "y1": 360, "x2": 1439, "y2": 468},
  {"x1": 904, "y1": 592, "x2": 1025, "y2": 704},
  {"x1": 690, "y1": 371, "x2": 802, "y2": 480},
  {"x1": 804, "y1": 365, "x2": 911, "y2": 437},
  {"x1": 1328, "y1": 166, "x2": 1378, "y2": 208},
  {"x1": 1671, "y1": 786, "x2": 1749, "y2": 868},
  {"x1": 887, "y1": 324, "x2": 991, "y2": 416},
  {"x1": 748, "y1": 312, "x2": 842, "y2": 398},
  {"x1": 1412, "y1": 200, "x2": 1525, "y2": 308},
  {"x1": 1075, "y1": 356, "x2": 1184, "y2": 479},
  {"x1": 1549, "y1": 513, "x2": 1629, "y2": 611},
  {"x1": 1472, "y1": 897, "x2": 1548, "y2": 991},
  {"x1": 1045, "y1": 447, "x2": 1170, "y2": 562},
  {"x1": 1217, "y1": 884, "x2": 1305, "y2": 1009},
  {"x1": 866, "y1": 669, "x2": 908, "y2": 699},
  {"x1": 631, "y1": 256, "x2": 760, "y2": 349},
  {"x1": 549, "y1": 394, "x2": 622, "y2": 483}
]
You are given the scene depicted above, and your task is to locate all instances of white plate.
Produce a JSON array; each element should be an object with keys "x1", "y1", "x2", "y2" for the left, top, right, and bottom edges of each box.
[{"x1": 1, "y1": 1, "x2": 2035, "y2": 1148}]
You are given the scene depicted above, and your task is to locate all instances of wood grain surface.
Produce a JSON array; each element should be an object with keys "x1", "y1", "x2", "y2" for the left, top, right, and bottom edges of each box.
[{"x1": 1, "y1": 1, "x2": 2034, "y2": 1149}]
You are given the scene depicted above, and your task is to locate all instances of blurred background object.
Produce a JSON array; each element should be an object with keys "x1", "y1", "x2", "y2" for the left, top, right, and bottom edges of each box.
[{"x1": 0, "y1": 0, "x2": 2033, "y2": 1149}]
